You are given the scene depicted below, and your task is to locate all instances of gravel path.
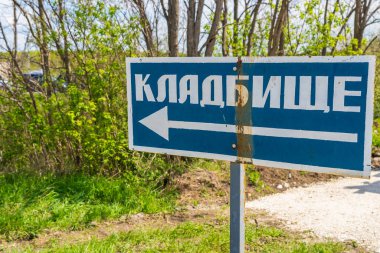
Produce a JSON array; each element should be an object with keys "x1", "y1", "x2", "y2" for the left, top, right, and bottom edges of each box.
[{"x1": 246, "y1": 171, "x2": 380, "y2": 252}]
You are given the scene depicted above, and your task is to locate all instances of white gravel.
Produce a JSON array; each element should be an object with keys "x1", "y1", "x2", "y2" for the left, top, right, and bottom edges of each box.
[{"x1": 246, "y1": 171, "x2": 380, "y2": 252}]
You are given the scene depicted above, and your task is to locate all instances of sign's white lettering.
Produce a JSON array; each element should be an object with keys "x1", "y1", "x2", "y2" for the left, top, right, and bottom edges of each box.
[
  {"x1": 179, "y1": 75, "x2": 198, "y2": 104},
  {"x1": 333, "y1": 76, "x2": 362, "y2": 112},
  {"x1": 200, "y1": 75, "x2": 225, "y2": 108},
  {"x1": 135, "y1": 74, "x2": 362, "y2": 113},
  {"x1": 253, "y1": 76, "x2": 281, "y2": 109}
]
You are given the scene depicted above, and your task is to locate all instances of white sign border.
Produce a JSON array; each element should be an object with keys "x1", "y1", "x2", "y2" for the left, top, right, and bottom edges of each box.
[{"x1": 126, "y1": 56, "x2": 376, "y2": 178}]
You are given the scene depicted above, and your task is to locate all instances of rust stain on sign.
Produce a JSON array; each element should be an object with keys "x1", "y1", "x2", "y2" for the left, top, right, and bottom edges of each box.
[{"x1": 235, "y1": 56, "x2": 253, "y2": 163}]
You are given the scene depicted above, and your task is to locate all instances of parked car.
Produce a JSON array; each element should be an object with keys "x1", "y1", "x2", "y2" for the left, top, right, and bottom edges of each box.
[{"x1": 23, "y1": 70, "x2": 44, "y2": 84}]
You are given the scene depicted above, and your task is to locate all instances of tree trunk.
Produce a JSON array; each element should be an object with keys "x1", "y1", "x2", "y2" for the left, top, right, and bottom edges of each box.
[
  {"x1": 11, "y1": 1, "x2": 17, "y2": 73},
  {"x1": 221, "y1": 0, "x2": 228, "y2": 56},
  {"x1": 13, "y1": 1, "x2": 17, "y2": 54},
  {"x1": 232, "y1": 0, "x2": 238, "y2": 56},
  {"x1": 132, "y1": 0, "x2": 156, "y2": 56},
  {"x1": 247, "y1": 0, "x2": 262, "y2": 56},
  {"x1": 321, "y1": 0, "x2": 330, "y2": 56},
  {"x1": 160, "y1": 0, "x2": 179, "y2": 56},
  {"x1": 187, "y1": 0, "x2": 195, "y2": 56},
  {"x1": 38, "y1": 0, "x2": 53, "y2": 125},
  {"x1": 186, "y1": 0, "x2": 204, "y2": 56},
  {"x1": 168, "y1": 0, "x2": 179, "y2": 56},
  {"x1": 268, "y1": 0, "x2": 288, "y2": 56},
  {"x1": 268, "y1": 0, "x2": 280, "y2": 54},
  {"x1": 353, "y1": 0, "x2": 362, "y2": 51},
  {"x1": 205, "y1": 0, "x2": 223, "y2": 56},
  {"x1": 58, "y1": 0, "x2": 71, "y2": 83}
]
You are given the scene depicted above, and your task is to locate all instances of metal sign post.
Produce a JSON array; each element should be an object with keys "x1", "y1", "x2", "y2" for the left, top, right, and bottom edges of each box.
[{"x1": 230, "y1": 162, "x2": 245, "y2": 253}]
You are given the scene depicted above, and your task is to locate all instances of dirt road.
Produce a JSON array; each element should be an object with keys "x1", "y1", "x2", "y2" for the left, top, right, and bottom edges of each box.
[{"x1": 246, "y1": 171, "x2": 380, "y2": 252}]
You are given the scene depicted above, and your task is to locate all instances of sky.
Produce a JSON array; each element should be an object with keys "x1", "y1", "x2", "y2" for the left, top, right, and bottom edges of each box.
[{"x1": 0, "y1": 0, "x2": 29, "y2": 51}]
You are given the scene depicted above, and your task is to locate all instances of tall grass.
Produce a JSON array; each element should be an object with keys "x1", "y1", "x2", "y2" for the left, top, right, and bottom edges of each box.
[{"x1": 0, "y1": 172, "x2": 176, "y2": 240}]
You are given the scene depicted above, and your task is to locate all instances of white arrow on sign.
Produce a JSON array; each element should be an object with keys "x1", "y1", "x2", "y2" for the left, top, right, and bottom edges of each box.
[{"x1": 139, "y1": 106, "x2": 358, "y2": 143}]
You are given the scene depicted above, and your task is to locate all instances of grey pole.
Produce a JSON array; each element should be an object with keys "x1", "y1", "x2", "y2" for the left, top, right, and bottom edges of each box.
[{"x1": 230, "y1": 162, "x2": 245, "y2": 253}]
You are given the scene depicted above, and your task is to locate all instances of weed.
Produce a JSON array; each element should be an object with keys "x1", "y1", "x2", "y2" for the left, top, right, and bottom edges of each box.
[{"x1": 246, "y1": 166, "x2": 265, "y2": 191}]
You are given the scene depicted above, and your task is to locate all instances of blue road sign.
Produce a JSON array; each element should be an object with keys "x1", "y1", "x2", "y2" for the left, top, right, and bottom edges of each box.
[{"x1": 127, "y1": 56, "x2": 376, "y2": 178}]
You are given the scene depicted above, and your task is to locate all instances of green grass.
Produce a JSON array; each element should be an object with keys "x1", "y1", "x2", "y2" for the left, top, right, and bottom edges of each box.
[
  {"x1": 18, "y1": 222, "x2": 348, "y2": 253},
  {"x1": 0, "y1": 171, "x2": 355, "y2": 252},
  {"x1": 0, "y1": 172, "x2": 176, "y2": 241}
]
